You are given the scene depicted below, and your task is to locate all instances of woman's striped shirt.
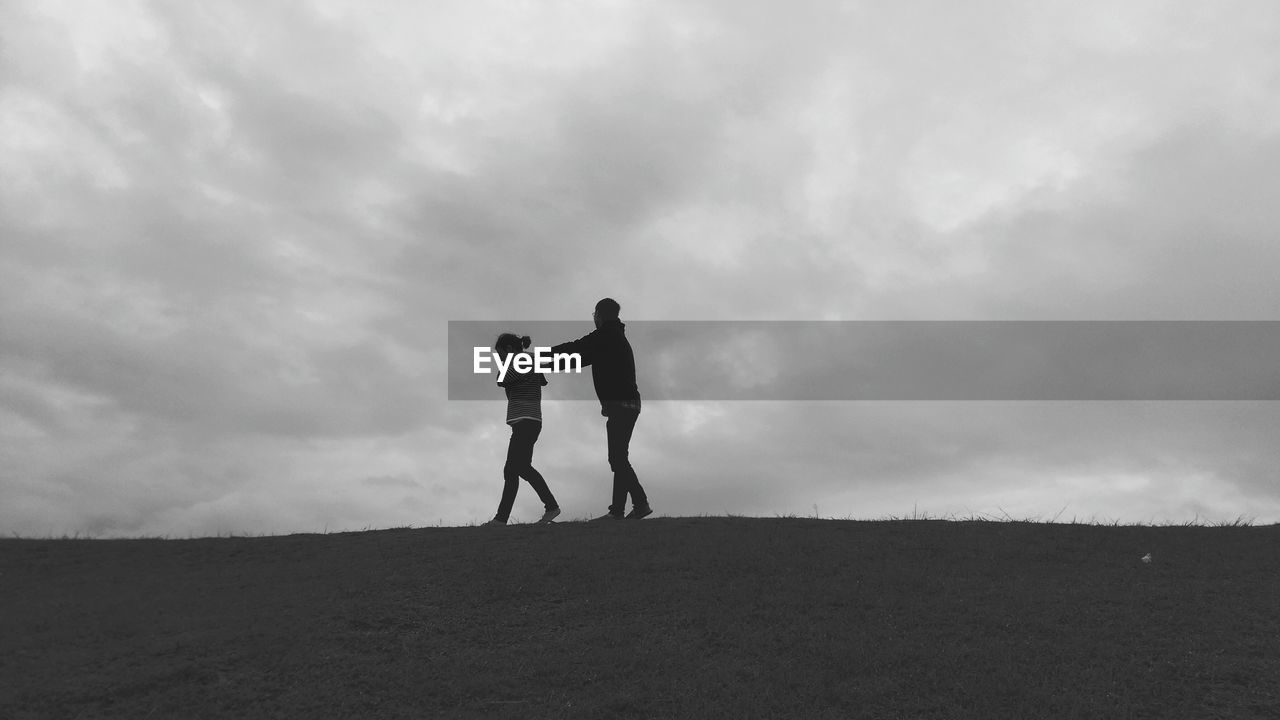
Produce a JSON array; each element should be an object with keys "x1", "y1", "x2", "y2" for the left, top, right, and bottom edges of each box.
[{"x1": 499, "y1": 365, "x2": 547, "y2": 424}]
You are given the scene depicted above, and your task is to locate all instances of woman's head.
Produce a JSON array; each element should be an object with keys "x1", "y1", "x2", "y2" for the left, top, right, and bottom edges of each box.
[{"x1": 494, "y1": 333, "x2": 531, "y2": 358}]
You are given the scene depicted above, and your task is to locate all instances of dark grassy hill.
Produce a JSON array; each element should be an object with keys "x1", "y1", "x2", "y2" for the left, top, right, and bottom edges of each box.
[{"x1": 2, "y1": 517, "x2": 1278, "y2": 719}]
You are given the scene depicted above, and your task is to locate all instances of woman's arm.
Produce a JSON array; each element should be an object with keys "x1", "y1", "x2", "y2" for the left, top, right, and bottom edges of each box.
[{"x1": 497, "y1": 353, "x2": 548, "y2": 387}]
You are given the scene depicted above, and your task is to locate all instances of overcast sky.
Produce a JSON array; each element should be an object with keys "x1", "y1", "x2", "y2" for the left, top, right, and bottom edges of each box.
[{"x1": 3, "y1": 0, "x2": 1280, "y2": 537}]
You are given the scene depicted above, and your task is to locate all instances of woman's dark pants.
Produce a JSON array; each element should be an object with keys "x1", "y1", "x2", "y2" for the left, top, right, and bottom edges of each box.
[{"x1": 495, "y1": 420, "x2": 557, "y2": 523}]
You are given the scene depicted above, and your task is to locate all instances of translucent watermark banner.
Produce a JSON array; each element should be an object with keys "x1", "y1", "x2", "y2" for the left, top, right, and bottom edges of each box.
[{"x1": 448, "y1": 321, "x2": 1280, "y2": 401}]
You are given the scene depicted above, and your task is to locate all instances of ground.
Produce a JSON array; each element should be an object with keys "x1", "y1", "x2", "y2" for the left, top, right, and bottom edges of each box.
[{"x1": 3, "y1": 517, "x2": 1278, "y2": 718}]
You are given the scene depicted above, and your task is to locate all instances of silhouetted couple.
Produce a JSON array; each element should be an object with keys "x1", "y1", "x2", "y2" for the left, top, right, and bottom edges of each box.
[{"x1": 484, "y1": 298, "x2": 651, "y2": 525}]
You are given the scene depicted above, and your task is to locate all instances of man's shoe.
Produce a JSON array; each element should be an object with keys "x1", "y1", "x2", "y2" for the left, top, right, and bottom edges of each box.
[
  {"x1": 590, "y1": 512, "x2": 623, "y2": 522},
  {"x1": 538, "y1": 508, "x2": 561, "y2": 524},
  {"x1": 626, "y1": 505, "x2": 653, "y2": 520},
  {"x1": 481, "y1": 519, "x2": 506, "y2": 527}
]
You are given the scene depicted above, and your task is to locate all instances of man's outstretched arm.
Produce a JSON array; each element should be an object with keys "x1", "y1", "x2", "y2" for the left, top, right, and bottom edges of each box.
[{"x1": 550, "y1": 332, "x2": 597, "y2": 367}]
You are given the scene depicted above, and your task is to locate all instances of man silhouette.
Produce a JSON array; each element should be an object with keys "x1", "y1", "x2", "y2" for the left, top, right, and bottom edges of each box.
[{"x1": 551, "y1": 298, "x2": 652, "y2": 520}]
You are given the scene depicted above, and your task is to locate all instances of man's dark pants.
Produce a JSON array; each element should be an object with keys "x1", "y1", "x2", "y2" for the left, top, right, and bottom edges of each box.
[{"x1": 606, "y1": 410, "x2": 647, "y2": 516}]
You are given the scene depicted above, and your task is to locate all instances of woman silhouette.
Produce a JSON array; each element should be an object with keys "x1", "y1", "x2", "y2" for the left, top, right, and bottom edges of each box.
[{"x1": 484, "y1": 333, "x2": 561, "y2": 526}]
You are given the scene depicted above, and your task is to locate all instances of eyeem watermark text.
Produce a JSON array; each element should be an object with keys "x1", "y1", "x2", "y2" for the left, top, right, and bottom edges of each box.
[
  {"x1": 450, "y1": 320, "x2": 1280, "y2": 400},
  {"x1": 474, "y1": 347, "x2": 582, "y2": 383}
]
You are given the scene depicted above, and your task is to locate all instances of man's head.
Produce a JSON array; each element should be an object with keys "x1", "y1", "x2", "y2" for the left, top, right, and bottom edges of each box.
[{"x1": 593, "y1": 297, "x2": 620, "y2": 328}]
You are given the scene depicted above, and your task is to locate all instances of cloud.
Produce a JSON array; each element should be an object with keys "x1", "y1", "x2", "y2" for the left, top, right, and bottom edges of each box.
[
  {"x1": 3, "y1": 0, "x2": 1280, "y2": 535},
  {"x1": 628, "y1": 400, "x2": 1280, "y2": 523},
  {"x1": 925, "y1": 121, "x2": 1280, "y2": 320}
]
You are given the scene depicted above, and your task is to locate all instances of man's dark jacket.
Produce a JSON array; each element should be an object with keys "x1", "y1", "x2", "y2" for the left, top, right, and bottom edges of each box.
[{"x1": 550, "y1": 319, "x2": 640, "y2": 413}]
